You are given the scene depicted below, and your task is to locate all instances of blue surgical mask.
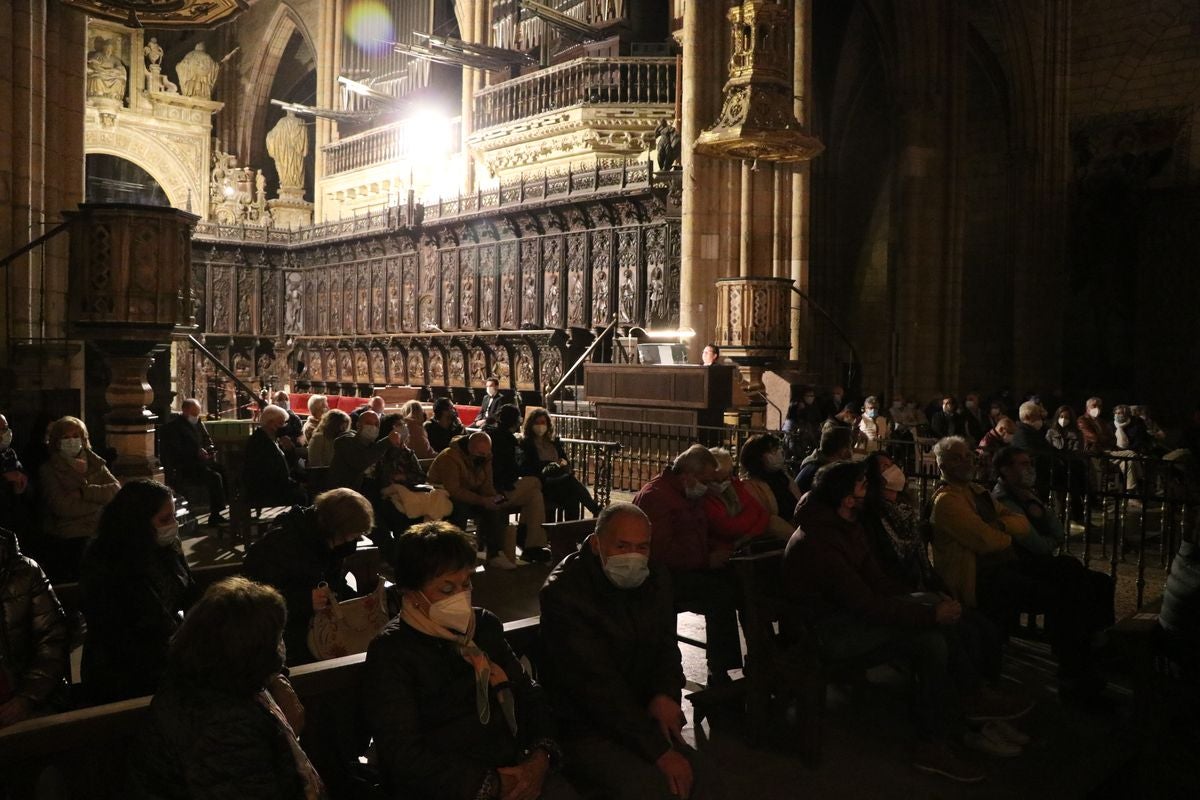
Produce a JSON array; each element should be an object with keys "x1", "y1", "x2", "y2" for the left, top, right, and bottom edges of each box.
[
  {"x1": 602, "y1": 552, "x2": 649, "y2": 589},
  {"x1": 865, "y1": 409, "x2": 878, "y2": 419}
]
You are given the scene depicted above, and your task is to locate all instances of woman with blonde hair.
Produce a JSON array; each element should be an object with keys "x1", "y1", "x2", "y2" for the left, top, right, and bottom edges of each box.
[
  {"x1": 37, "y1": 416, "x2": 120, "y2": 581},
  {"x1": 302, "y1": 394, "x2": 328, "y2": 442},
  {"x1": 306, "y1": 409, "x2": 349, "y2": 469},
  {"x1": 400, "y1": 399, "x2": 436, "y2": 459}
]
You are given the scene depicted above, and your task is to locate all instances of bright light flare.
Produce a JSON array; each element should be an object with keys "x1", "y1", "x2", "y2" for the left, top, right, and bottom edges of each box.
[{"x1": 345, "y1": 0, "x2": 394, "y2": 57}]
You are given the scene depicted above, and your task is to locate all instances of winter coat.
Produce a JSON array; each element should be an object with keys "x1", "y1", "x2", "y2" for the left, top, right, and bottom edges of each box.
[
  {"x1": 38, "y1": 450, "x2": 120, "y2": 539},
  {"x1": 427, "y1": 437, "x2": 498, "y2": 506},
  {"x1": 80, "y1": 538, "x2": 195, "y2": 703},
  {"x1": 425, "y1": 419, "x2": 464, "y2": 455},
  {"x1": 244, "y1": 429, "x2": 302, "y2": 508},
  {"x1": 326, "y1": 430, "x2": 392, "y2": 492},
  {"x1": 929, "y1": 479, "x2": 1031, "y2": 607},
  {"x1": 159, "y1": 415, "x2": 215, "y2": 476},
  {"x1": 632, "y1": 469, "x2": 711, "y2": 572},
  {"x1": 242, "y1": 506, "x2": 356, "y2": 666},
  {"x1": 482, "y1": 424, "x2": 521, "y2": 492},
  {"x1": 363, "y1": 609, "x2": 558, "y2": 799},
  {"x1": 1077, "y1": 414, "x2": 1114, "y2": 452},
  {"x1": 0, "y1": 528, "x2": 68, "y2": 709},
  {"x1": 539, "y1": 539, "x2": 684, "y2": 763},
  {"x1": 405, "y1": 417, "x2": 437, "y2": 460},
  {"x1": 129, "y1": 679, "x2": 308, "y2": 800},
  {"x1": 701, "y1": 479, "x2": 770, "y2": 552}
]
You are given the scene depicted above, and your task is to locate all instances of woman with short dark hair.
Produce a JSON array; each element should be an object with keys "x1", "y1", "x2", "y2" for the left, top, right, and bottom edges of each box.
[
  {"x1": 363, "y1": 522, "x2": 580, "y2": 800},
  {"x1": 739, "y1": 434, "x2": 801, "y2": 522},
  {"x1": 520, "y1": 409, "x2": 601, "y2": 520},
  {"x1": 80, "y1": 479, "x2": 195, "y2": 703},
  {"x1": 129, "y1": 577, "x2": 324, "y2": 800}
]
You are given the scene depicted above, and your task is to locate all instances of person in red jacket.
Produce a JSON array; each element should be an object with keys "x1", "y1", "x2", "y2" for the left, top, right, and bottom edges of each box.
[
  {"x1": 701, "y1": 448, "x2": 790, "y2": 556},
  {"x1": 633, "y1": 445, "x2": 741, "y2": 686}
]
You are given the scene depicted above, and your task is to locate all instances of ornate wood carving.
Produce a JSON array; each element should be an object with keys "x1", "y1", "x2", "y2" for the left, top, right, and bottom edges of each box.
[
  {"x1": 357, "y1": 263, "x2": 370, "y2": 335},
  {"x1": 459, "y1": 247, "x2": 477, "y2": 329},
  {"x1": 498, "y1": 241, "x2": 518, "y2": 329},
  {"x1": 407, "y1": 349, "x2": 426, "y2": 386},
  {"x1": 565, "y1": 233, "x2": 587, "y2": 327},
  {"x1": 616, "y1": 227, "x2": 640, "y2": 324},
  {"x1": 591, "y1": 228, "x2": 613, "y2": 327},
  {"x1": 440, "y1": 250, "x2": 458, "y2": 331},
  {"x1": 541, "y1": 346, "x2": 564, "y2": 392},
  {"x1": 479, "y1": 245, "x2": 497, "y2": 329},
  {"x1": 469, "y1": 346, "x2": 488, "y2": 387},
  {"x1": 401, "y1": 254, "x2": 418, "y2": 332},
  {"x1": 543, "y1": 236, "x2": 563, "y2": 329},
  {"x1": 386, "y1": 257, "x2": 401, "y2": 331},
  {"x1": 514, "y1": 343, "x2": 536, "y2": 391},
  {"x1": 519, "y1": 239, "x2": 540, "y2": 328},
  {"x1": 370, "y1": 348, "x2": 386, "y2": 385},
  {"x1": 371, "y1": 261, "x2": 385, "y2": 332},
  {"x1": 428, "y1": 348, "x2": 446, "y2": 386},
  {"x1": 388, "y1": 345, "x2": 405, "y2": 385},
  {"x1": 210, "y1": 265, "x2": 231, "y2": 332},
  {"x1": 448, "y1": 347, "x2": 466, "y2": 386},
  {"x1": 354, "y1": 349, "x2": 369, "y2": 384}
]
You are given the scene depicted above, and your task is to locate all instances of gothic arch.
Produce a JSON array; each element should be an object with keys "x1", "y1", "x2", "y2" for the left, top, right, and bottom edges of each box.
[
  {"x1": 84, "y1": 124, "x2": 203, "y2": 215},
  {"x1": 237, "y1": 2, "x2": 316, "y2": 164}
]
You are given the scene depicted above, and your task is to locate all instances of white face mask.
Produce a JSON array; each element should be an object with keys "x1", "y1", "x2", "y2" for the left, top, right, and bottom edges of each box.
[
  {"x1": 1059, "y1": 416, "x2": 1070, "y2": 428},
  {"x1": 486, "y1": 386, "x2": 498, "y2": 397},
  {"x1": 764, "y1": 451, "x2": 786, "y2": 471},
  {"x1": 531, "y1": 423, "x2": 548, "y2": 437},
  {"x1": 60, "y1": 438, "x2": 84, "y2": 458},
  {"x1": 155, "y1": 522, "x2": 179, "y2": 546},
  {"x1": 422, "y1": 590, "x2": 473, "y2": 632},
  {"x1": 186, "y1": 414, "x2": 200, "y2": 426},
  {"x1": 0, "y1": 430, "x2": 11, "y2": 450},
  {"x1": 710, "y1": 479, "x2": 732, "y2": 494},
  {"x1": 601, "y1": 551, "x2": 650, "y2": 589},
  {"x1": 882, "y1": 464, "x2": 906, "y2": 492},
  {"x1": 1087, "y1": 407, "x2": 1101, "y2": 419},
  {"x1": 359, "y1": 425, "x2": 379, "y2": 441}
]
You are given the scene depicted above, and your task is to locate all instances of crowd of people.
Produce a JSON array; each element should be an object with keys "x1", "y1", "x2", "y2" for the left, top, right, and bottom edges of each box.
[{"x1": 0, "y1": 382, "x2": 1196, "y2": 798}]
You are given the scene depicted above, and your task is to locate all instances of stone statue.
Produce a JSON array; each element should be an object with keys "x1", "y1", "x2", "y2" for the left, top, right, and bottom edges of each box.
[
  {"x1": 176, "y1": 42, "x2": 220, "y2": 99},
  {"x1": 266, "y1": 110, "x2": 308, "y2": 191},
  {"x1": 655, "y1": 119, "x2": 674, "y2": 171},
  {"x1": 255, "y1": 169, "x2": 267, "y2": 207},
  {"x1": 144, "y1": 37, "x2": 163, "y2": 68},
  {"x1": 87, "y1": 38, "x2": 127, "y2": 102}
]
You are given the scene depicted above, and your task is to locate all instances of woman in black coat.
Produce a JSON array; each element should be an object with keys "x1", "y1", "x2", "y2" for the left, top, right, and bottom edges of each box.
[
  {"x1": 362, "y1": 522, "x2": 580, "y2": 800},
  {"x1": 520, "y1": 409, "x2": 601, "y2": 520},
  {"x1": 80, "y1": 479, "x2": 195, "y2": 704},
  {"x1": 129, "y1": 577, "x2": 321, "y2": 800}
]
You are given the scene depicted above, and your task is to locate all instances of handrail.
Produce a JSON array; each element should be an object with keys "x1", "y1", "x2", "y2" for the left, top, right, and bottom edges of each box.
[
  {"x1": 0, "y1": 220, "x2": 73, "y2": 269},
  {"x1": 185, "y1": 334, "x2": 265, "y2": 411},
  {"x1": 544, "y1": 316, "x2": 617, "y2": 406},
  {"x1": 789, "y1": 284, "x2": 860, "y2": 392}
]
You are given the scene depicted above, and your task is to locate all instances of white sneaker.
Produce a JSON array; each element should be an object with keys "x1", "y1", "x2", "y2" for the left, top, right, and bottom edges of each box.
[
  {"x1": 964, "y1": 730, "x2": 1022, "y2": 758},
  {"x1": 487, "y1": 555, "x2": 519, "y2": 570},
  {"x1": 983, "y1": 720, "x2": 1031, "y2": 747}
]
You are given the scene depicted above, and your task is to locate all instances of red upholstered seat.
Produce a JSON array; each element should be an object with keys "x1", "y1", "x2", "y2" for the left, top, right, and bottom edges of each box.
[
  {"x1": 289, "y1": 393, "x2": 311, "y2": 414},
  {"x1": 455, "y1": 405, "x2": 481, "y2": 427},
  {"x1": 336, "y1": 396, "x2": 364, "y2": 413}
]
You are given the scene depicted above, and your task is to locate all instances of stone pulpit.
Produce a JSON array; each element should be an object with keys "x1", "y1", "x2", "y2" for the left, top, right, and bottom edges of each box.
[{"x1": 66, "y1": 203, "x2": 198, "y2": 479}]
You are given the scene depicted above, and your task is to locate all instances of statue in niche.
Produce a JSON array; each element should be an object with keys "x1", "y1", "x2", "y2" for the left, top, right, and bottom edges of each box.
[
  {"x1": 594, "y1": 266, "x2": 610, "y2": 323},
  {"x1": 144, "y1": 37, "x2": 163, "y2": 68},
  {"x1": 389, "y1": 350, "x2": 404, "y2": 383},
  {"x1": 522, "y1": 271, "x2": 537, "y2": 324},
  {"x1": 266, "y1": 110, "x2": 308, "y2": 191},
  {"x1": 340, "y1": 351, "x2": 354, "y2": 382},
  {"x1": 86, "y1": 37, "x2": 127, "y2": 102},
  {"x1": 407, "y1": 352, "x2": 423, "y2": 383},
  {"x1": 176, "y1": 42, "x2": 220, "y2": 99},
  {"x1": 460, "y1": 272, "x2": 475, "y2": 327},
  {"x1": 443, "y1": 277, "x2": 456, "y2": 326},
  {"x1": 309, "y1": 353, "x2": 322, "y2": 381},
  {"x1": 143, "y1": 37, "x2": 178, "y2": 93},
  {"x1": 317, "y1": 281, "x2": 329, "y2": 331},
  {"x1": 325, "y1": 352, "x2": 338, "y2": 380},
  {"x1": 255, "y1": 170, "x2": 267, "y2": 207},
  {"x1": 501, "y1": 275, "x2": 515, "y2": 326},
  {"x1": 285, "y1": 274, "x2": 303, "y2": 333},
  {"x1": 469, "y1": 349, "x2": 487, "y2": 385},
  {"x1": 654, "y1": 119, "x2": 681, "y2": 172},
  {"x1": 493, "y1": 349, "x2": 510, "y2": 383},
  {"x1": 429, "y1": 351, "x2": 445, "y2": 384},
  {"x1": 545, "y1": 271, "x2": 561, "y2": 326},
  {"x1": 648, "y1": 265, "x2": 665, "y2": 319},
  {"x1": 619, "y1": 265, "x2": 635, "y2": 322},
  {"x1": 481, "y1": 275, "x2": 495, "y2": 326}
]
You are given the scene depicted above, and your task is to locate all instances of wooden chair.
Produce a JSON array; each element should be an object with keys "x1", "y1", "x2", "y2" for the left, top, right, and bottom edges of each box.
[{"x1": 542, "y1": 518, "x2": 596, "y2": 562}]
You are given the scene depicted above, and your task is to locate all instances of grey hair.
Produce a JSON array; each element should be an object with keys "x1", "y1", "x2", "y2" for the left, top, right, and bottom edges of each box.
[
  {"x1": 181, "y1": 398, "x2": 201, "y2": 412},
  {"x1": 863, "y1": 395, "x2": 879, "y2": 408},
  {"x1": 1018, "y1": 400, "x2": 1042, "y2": 423},
  {"x1": 259, "y1": 404, "x2": 288, "y2": 425},
  {"x1": 932, "y1": 436, "x2": 969, "y2": 463},
  {"x1": 307, "y1": 394, "x2": 328, "y2": 415},
  {"x1": 672, "y1": 444, "x2": 718, "y2": 475},
  {"x1": 708, "y1": 447, "x2": 733, "y2": 474},
  {"x1": 595, "y1": 502, "x2": 649, "y2": 539}
]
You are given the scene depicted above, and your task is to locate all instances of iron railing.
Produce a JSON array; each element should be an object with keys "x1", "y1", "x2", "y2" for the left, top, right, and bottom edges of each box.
[
  {"x1": 322, "y1": 117, "x2": 464, "y2": 177},
  {"x1": 556, "y1": 436, "x2": 621, "y2": 510},
  {"x1": 473, "y1": 56, "x2": 676, "y2": 130}
]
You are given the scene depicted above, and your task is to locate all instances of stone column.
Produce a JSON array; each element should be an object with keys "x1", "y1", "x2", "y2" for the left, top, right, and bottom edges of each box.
[{"x1": 313, "y1": 0, "x2": 342, "y2": 223}]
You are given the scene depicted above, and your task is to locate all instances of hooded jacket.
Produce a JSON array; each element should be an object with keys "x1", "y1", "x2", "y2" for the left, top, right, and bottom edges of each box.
[
  {"x1": 428, "y1": 436, "x2": 498, "y2": 506},
  {"x1": 0, "y1": 528, "x2": 68, "y2": 708}
]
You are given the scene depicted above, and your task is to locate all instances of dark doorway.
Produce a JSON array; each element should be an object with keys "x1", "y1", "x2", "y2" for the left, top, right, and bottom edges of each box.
[{"x1": 85, "y1": 154, "x2": 172, "y2": 206}]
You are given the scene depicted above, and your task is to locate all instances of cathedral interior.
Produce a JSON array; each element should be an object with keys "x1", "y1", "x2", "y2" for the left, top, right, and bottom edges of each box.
[{"x1": 1, "y1": 0, "x2": 1199, "y2": 797}]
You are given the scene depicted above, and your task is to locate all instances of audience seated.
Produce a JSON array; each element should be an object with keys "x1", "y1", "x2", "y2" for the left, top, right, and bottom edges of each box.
[
  {"x1": 482, "y1": 405, "x2": 550, "y2": 562},
  {"x1": 326, "y1": 410, "x2": 403, "y2": 493},
  {"x1": 244, "y1": 405, "x2": 307, "y2": 508},
  {"x1": 375, "y1": 413, "x2": 452, "y2": 527},
  {"x1": 857, "y1": 395, "x2": 890, "y2": 453},
  {"x1": 426, "y1": 397, "x2": 466, "y2": 454},
  {"x1": 1112, "y1": 403, "x2": 1151, "y2": 491},
  {"x1": 1077, "y1": 396, "x2": 1114, "y2": 453},
  {"x1": 977, "y1": 416, "x2": 1016, "y2": 458},
  {"x1": 930, "y1": 438, "x2": 1110, "y2": 709},
  {"x1": 305, "y1": 408, "x2": 349, "y2": 469},
  {"x1": 159, "y1": 398, "x2": 228, "y2": 526},
  {"x1": 80, "y1": 480, "x2": 195, "y2": 704},
  {"x1": 38, "y1": 415, "x2": 120, "y2": 582},
  {"x1": 243, "y1": 488, "x2": 374, "y2": 666},
  {"x1": 364, "y1": 522, "x2": 578, "y2": 800},
  {"x1": 400, "y1": 399, "x2": 436, "y2": 459},
  {"x1": 633, "y1": 445, "x2": 741, "y2": 685},
  {"x1": 930, "y1": 396, "x2": 969, "y2": 440},
  {"x1": 272, "y1": 391, "x2": 306, "y2": 446},
  {"x1": 0, "y1": 527, "x2": 68, "y2": 727},
  {"x1": 785, "y1": 462, "x2": 989, "y2": 782},
  {"x1": 348, "y1": 396, "x2": 387, "y2": 429},
  {"x1": 962, "y1": 394, "x2": 989, "y2": 442},
  {"x1": 739, "y1": 434, "x2": 802, "y2": 523},
  {"x1": 794, "y1": 426, "x2": 853, "y2": 496},
  {"x1": 1011, "y1": 401, "x2": 1054, "y2": 498},
  {"x1": 303, "y1": 394, "x2": 328, "y2": 442},
  {"x1": 1046, "y1": 405, "x2": 1081, "y2": 452},
  {"x1": 540, "y1": 503, "x2": 723, "y2": 800},
  {"x1": 129, "y1": 577, "x2": 320, "y2": 799},
  {"x1": 0, "y1": 413, "x2": 33, "y2": 537},
  {"x1": 471, "y1": 376, "x2": 507, "y2": 429},
  {"x1": 701, "y1": 448, "x2": 789, "y2": 555},
  {"x1": 1130, "y1": 405, "x2": 1167, "y2": 448},
  {"x1": 521, "y1": 408, "x2": 601, "y2": 521}
]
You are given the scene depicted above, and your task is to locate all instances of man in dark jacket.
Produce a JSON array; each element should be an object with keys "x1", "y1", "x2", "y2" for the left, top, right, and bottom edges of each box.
[
  {"x1": 425, "y1": 397, "x2": 465, "y2": 454},
  {"x1": 473, "y1": 376, "x2": 507, "y2": 428},
  {"x1": 0, "y1": 528, "x2": 68, "y2": 727},
  {"x1": 326, "y1": 410, "x2": 403, "y2": 492},
  {"x1": 794, "y1": 426, "x2": 853, "y2": 496},
  {"x1": 784, "y1": 462, "x2": 985, "y2": 783},
  {"x1": 159, "y1": 399, "x2": 228, "y2": 525},
  {"x1": 633, "y1": 445, "x2": 741, "y2": 685},
  {"x1": 1010, "y1": 400, "x2": 1055, "y2": 498},
  {"x1": 930, "y1": 396, "x2": 968, "y2": 440},
  {"x1": 243, "y1": 488, "x2": 373, "y2": 665},
  {"x1": 244, "y1": 405, "x2": 306, "y2": 508},
  {"x1": 540, "y1": 503, "x2": 722, "y2": 800}
]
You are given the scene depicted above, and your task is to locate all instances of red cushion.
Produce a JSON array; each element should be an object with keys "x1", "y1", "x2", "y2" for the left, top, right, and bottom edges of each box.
[
  {"x1": 456, "y1": 405, "x2": 480, "y2": 427},
  {"x1": 337, "y1": 396, "x2": 364, "y2": 413},
  {"x1": 289, "y1": 393, "x2": 311, "y2": 414}
]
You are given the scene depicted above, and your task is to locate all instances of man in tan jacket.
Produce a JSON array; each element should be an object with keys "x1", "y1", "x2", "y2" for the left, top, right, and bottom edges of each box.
[{"x1": 428, "y1": 432, "x2": 545, "y2": 570}]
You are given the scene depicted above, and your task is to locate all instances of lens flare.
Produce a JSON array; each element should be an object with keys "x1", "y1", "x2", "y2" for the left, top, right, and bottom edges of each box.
[{"x1": 345, "y1": 0, "x2": 394, "y2": 57}]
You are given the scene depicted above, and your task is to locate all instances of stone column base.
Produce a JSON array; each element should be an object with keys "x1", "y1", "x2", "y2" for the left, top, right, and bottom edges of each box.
[{"x1": 269, "y1": 190, "x2": 313, "y2": 229}]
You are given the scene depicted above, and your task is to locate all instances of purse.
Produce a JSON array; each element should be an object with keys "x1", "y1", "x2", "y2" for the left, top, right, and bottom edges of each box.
[
  {"x1": 540, "y1": 463, "x2": 570, "y2": 484},
  {"x1": 306, "y1": 580, "x2": 391, "y2": 660}
]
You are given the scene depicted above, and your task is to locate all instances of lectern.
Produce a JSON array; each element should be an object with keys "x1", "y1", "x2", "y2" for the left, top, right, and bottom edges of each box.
[{"x1": 584, "y1": 364, "x2": 735, "y2": 428}]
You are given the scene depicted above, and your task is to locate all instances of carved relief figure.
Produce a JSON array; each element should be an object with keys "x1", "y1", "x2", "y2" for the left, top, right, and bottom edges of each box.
[
  {"x1": 448, "y1": 350, "x2": 465, "y2": 385},
  {"x1": 358, "y1": 277, "x2": 369, "y2": 333},
  {"x1": 176, "y1": 42, "x2": 220, "y2": 100},
  {"x1": 325, "y1": 351, "x2": 338, "y2": 381},
  {"x1": 389, "y1": 349, "x2": 405, "y2": 384},
  {"x1": 372, "y1": 285, "x2": 384, "y2": 331},
  {"x1": 330, "y1": 272, "x2": 342, "y2": 332},
  {"x1": 545, "y1": 271, "x2": 561, "y2": 327},
  {"x1": 522, "y1": 270, "x2": 538, "y2": 326},
  {"x1": 87, "y1": 37, "x2": 127, "y2": 101},
  {"x1": 237, "y1": 274, "x2": 254, "y2": 332},
  {"x1": 340, "y1": 350, "x2": 354, "y2": 382},
  {"x1": 266, "y1": 110, "x2": 308, "y2": 191},
  {"x1": 480, "y1": 274, "x2": 495, "y2": 328},
  {"x1": 492, "y1": 348, "x2": 511, "y2": 383},
  {"x1": 515, "y1": 347, "x2": 535, "y2": 386},
  {"x1": 387, "y1": 282, "x2": 400, "y2": 330},
  {"x1": 144, "y1": 37, "x2": 163, "y2": 67},
  {"x1": 407, "y1": 352, "x2": 424, "y2": 384},
  {"x1": 619, "y1": 265, "x2": 635, "y2": 323},
  {"x1": 648, "y1": 265, "x2": 665, "y2": 320},
  {"x1": 355, "y1": 351, "x2": 369, "y2": 383},
  {"x1": 309, "y1": 351, "x2": 322, "y2": 381},
  {"x1": 343, "y1": 276, "x2": 356, "y2": 333},
  {"x1": 443, "y1": 274, "x2": 456, "y2": 327},
  {"x1": 286, "y1": 273, "x2": 303, "y2": 333},
  {"x1": 261, "y1": 273, "x2": 278, "y2": 334},
  {"x1": 317, "y1": 280, "x2": 329, "y2": 332},
  {"x1": 429, "y1": 351, "x2": 445, "y2": 384},
  {"x1": 460, "y1": 270, "x2": 475, "y2": 328},
  {"x1": 211, "y1": 268, "x2": 230, "y2": 331},
  {"x1": 371, "y1": 350, "x2": 386, "y2": 384},
  {"x1": 500, "y1": 273, "x2": 515, "y2": 327},
  {"x1": 469, "y1": 348, "x2": 487, "y2": 385},
  {"x1": 401, "y1": 260, "x2": 417, "y2": 329},
  {"x1": 257, "y1": 353, "x2": 274, "y2": 379},
  {"x1": 541, "y1": 349, "x2": 564, "y2": 392}
]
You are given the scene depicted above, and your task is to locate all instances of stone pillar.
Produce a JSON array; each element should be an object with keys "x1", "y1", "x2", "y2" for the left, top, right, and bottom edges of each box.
[{"x1": 313, "y1": 0, "x2": 342, "y2": 223}]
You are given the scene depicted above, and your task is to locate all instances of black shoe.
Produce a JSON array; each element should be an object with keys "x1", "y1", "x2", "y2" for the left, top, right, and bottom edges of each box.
[
  {"x1": 207, "y1": 512, "x2": 228, "y2": 527},
  {"x1": 521, "y1": 546, "x2": 552, "y2": 564}
]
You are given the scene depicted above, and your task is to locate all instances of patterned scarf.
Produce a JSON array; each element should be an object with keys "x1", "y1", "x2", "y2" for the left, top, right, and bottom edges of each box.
[
  {"x1": 257, "y1": 690, "x2": 327, "y2": 800},
  {"x1": 880, "y1": 498, "x2": 934, "y2": 585},
  {"x1": 400, "y1": 596, "x2": 517, "y2": 734}
]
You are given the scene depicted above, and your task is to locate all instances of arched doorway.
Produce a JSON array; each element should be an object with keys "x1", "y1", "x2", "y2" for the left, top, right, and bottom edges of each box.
[{"x1": 85, "y1": 154, "x2": 171, "y2": 206}]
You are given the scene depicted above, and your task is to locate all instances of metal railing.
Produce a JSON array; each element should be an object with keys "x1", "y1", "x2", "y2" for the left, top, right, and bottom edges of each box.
[
  {"x1": 473, "y1": 56, "x2": 676, "y2": 130},
  {"x1": 545, "y1": 316, "x2": 616, "y2": 408},
  {"x1": 557, "y1": 436, "x2": 621, "y2": 510},
  {"x1": 322, "y1": 117, "x2": 463, "y2": 177},
  {"x1": 548, "y1": 414, "x2": 1198, "y2": 611}
]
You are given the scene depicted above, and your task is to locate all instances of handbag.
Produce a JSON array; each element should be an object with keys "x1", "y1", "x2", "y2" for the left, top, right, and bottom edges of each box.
[
  {"x1": 540, "y1": 463, "x2": 570, "y2": 484},
  {"x1": 306, "y1": 580, "x2": 391, "y2": 660}
]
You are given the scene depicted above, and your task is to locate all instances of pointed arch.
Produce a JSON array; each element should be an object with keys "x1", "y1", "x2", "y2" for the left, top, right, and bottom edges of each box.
[{"x1": 236, "y1": 2, "x2": 316, "y2": 164}]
